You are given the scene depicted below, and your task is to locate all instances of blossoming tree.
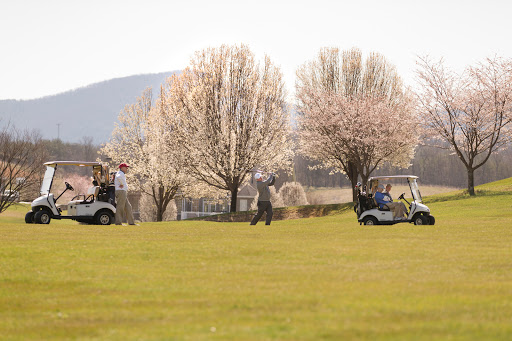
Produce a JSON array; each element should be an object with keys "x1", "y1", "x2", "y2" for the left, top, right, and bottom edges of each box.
[
  {"x1": 296, "y1": 48, "x2": 417, "y2": 200},
  {"x1": 416, "y1": 56, "x2": 512, "y2": 195},
  {"x1": 167, "y1": 44, "x2": 293, "y2": 212},
  {"x1": 100, "y1": 87, "x2": 193, "y2": 221}
]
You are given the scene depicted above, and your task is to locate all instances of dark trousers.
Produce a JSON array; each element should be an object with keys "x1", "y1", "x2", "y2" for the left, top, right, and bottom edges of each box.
[{"x1": 250, "y1": 201, "x2": 273, "y2": 225}]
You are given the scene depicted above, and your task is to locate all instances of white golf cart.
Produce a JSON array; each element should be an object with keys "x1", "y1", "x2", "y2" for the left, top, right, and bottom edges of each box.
[
  {"x1": 354, "y1": 175, "x2": 435, "y2": 226},
  {"x1": 25, "y1": 161, "x2": 116, "y2": 225}
]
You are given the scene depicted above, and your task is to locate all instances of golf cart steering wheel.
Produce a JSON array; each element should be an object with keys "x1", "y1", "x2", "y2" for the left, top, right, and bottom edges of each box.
[
  {"x1": 398, "y1": 192, "x2": 405, "y2": 200},
  {"x1": 65, "y1": 182, "x2": 74, "y2": 191}
]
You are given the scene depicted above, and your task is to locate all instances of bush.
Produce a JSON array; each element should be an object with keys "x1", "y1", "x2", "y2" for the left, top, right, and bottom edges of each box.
[{"x1": 279, "y1": 182, "x2": 309, "y2": 207}]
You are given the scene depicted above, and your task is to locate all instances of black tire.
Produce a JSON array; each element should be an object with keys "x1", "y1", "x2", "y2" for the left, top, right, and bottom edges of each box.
[
  {"x1": 34, "y1": 210, "x2": 52, "y2": 224},
  {"x1": 363, "y1": 216, "x2": 378, "y2": 226},
  {"x1": 95, "y1": 210, "x2": 114, "y2": 225},
  {"x1": 25, "y1": 211, "x2": 35, "y2": 224},
  {"x1": 414, "y1": 215, "x2": 428, "y2": 225},
  {"x1": 428, "y1": 215, "x2": 436, "y2": 225}
]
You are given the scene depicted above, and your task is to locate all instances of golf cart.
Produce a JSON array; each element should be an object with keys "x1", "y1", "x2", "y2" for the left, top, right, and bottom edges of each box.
[
  {"x1": 25, "y1": 161, "x2": 116, "y2": 225},
  {"x1": 354, "y1": 175, "x2": 435, "y2": 226}
]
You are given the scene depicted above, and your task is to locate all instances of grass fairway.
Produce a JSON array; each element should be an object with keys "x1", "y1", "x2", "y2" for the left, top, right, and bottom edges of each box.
[{"x1": 1, "y1": 180, "x2": 512, "y2": 340}]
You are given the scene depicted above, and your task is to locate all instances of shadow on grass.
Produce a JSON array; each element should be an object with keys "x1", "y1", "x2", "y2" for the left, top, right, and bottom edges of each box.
[
  {"x1": 193, "y1": 202, "x2": 355, "y2": 222},
  {"x1": 195, "y1": 177, "x2": 512, "y2": 223}
]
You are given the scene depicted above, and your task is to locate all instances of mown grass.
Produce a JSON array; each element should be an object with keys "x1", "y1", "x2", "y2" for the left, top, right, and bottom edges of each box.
[{"x1": 1, "y1": 179, "x2": 512, "y2": 340}]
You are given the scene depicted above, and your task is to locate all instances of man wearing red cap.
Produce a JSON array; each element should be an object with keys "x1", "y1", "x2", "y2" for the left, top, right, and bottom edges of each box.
[{"x1": 115, "y1": 163, "x2": 136, "y2": 225}]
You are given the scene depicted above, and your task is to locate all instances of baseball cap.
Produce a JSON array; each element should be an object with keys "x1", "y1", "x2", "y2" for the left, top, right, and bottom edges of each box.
[
  {"x1": 378, "y1": 184, "x2": 384, "y2": 189},
  {"x1": 119, "y1": 163, "x2": 130, "y2": 169},
  {"x1": 254, "y1": 173, "x2": 262, "y2": 180}
]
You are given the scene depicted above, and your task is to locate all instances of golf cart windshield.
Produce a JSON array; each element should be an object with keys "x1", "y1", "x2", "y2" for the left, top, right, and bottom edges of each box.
[
  {"x1": 409, "y1": 178, "x2": 423, "y2": 203},
  {"x1": 40, "y1": 165, "x2": 56, "y2": 195}
]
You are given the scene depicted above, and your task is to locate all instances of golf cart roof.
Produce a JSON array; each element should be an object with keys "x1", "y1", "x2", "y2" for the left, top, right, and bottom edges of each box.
[
  {"x1": 368, "y1": 175, "x2": 418, "y2": 181},
  {"x1": 43, "y1": 161, "x2": 103, "y2": 167}
]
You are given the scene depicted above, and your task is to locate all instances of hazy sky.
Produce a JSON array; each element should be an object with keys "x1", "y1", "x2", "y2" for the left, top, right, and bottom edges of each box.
[{"x1": 1, "y1": 0, "x2": 511, "y2": 100}]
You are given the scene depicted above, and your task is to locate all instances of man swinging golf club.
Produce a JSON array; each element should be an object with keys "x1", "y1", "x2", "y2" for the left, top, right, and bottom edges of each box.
[{"x1": 250, "y1": 171, "x2": 276, "y2": 225}]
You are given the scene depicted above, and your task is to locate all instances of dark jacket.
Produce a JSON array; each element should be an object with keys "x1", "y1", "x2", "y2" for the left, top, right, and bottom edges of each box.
[{"x1": 256, "y1": 174, "x2": 275, "y2": 201}]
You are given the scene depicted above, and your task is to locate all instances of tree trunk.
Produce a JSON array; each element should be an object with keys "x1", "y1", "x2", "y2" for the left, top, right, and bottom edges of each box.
[
  {"x1": 155, "y1": 186, "x2": 164, "y2": 222},
  {"x1": 154, "y1": 185, "x2": 178, "y2": 222},
  {"x1": 467, "y1": 168, "x2": 475, "y2": 196},
  {"x1": 361, "y1": 174, "x2": 369, "y2": 192},
  {"x1": 156, "y1": 206, "x2": 164, "y2": 222},
  {"x1": 154, "y1": 185, "x2": 168, "y2": 222},
  {"x1": 345, "y1": 161, "x2": 359, "y2": 202},
  {"x1": 230, "y1": 188, "x2": 238, "y2": 213},
  {"x1": 156, "y1": 194, "x2": 164, "y2": 222},
  {"x1": 350, "y1": 175, "x2": 359, "y2": 202}
]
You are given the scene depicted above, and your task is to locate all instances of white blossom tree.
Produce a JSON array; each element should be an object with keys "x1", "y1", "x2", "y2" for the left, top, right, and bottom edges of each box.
[
  {"x1": 139, "y1": 190, "x2": 177, "y2": 222},
  {"x1": 100, "y1": 87, "x2": 194, "y2": 221},
  {"x1": 167, "y1": 44, "x2": 293, "y2": 212},
  {"x1": 296, "y1": 48, "x2": 418, "y2": 200},
  {"x1": 416, "y1": 56, "x2": 512, "y2": 195}
]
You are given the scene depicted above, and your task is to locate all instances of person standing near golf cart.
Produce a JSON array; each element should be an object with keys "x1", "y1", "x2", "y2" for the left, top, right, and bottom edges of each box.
[
  {"x1": 250, "y1": 172, "x2": 276, "y2": 225},
  {"x1": 114, "y1": 163, "x2": 137, "y2": 225}
]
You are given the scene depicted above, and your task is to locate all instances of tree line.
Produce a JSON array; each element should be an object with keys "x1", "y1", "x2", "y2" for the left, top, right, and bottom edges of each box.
[
  {"x1": 278, "y1": 145, "x2": 512, "y2": 190},
  {"x1": 2, "y1": 44, "x2": 511, "y2": 219},
  {"x1": 99, "y1": 45, "x2": 511, "y2": 220}
]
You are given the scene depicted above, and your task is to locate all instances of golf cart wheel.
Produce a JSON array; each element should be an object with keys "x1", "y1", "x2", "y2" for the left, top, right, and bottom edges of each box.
[
  {"x1": 414, "y1": 215, "x2": 428, "y2": 225},
  {"x1": 25, "y1": 211, "x2": 35, "y2": 224},
  {"x1": 95, "y1": 210, "x2": 114, "y2": 225},
  {"x1": 428, "y1": 215, "x2": 436, "y2": 225},
  {"x1": 34, "y1": 210, "x2": 52, "y2": 224},
  {"x1": 363, "y1": 216, "x2": 378, "y2": 226}
]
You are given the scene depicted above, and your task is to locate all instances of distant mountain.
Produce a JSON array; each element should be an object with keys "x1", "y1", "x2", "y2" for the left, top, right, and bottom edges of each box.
[{"x1": 0, "y1": 71, "x2": 179, "y2": 143}]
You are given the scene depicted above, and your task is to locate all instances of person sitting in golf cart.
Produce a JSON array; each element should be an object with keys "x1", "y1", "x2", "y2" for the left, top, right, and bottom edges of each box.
[
  {"x1": 384, "y1": 183, "x2": 408, "y2": 218},
  {"x1": 375, "y1": 184, "x2": 407, "y2": 220}
]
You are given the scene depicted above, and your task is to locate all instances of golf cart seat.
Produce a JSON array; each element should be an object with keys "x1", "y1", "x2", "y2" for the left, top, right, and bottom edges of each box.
[{"x1": 82, "y1": 186, "x2": 100, "y2": 204}]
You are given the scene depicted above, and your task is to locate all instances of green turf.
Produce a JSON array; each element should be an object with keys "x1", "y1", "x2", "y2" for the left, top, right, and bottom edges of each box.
[{"x1": 1, "y1": 179, "x2": 512, "y2": 340}]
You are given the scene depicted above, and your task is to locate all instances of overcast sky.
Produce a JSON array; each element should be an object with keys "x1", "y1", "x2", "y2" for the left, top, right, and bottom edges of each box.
[{"x1": 1, "y1": 0, "x2": 511, "y2": 100}]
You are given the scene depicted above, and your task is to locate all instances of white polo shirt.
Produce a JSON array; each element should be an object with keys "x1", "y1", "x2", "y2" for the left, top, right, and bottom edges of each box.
[{"x1": 115, "y1": 170, "x2": 128, "y2": 191}]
